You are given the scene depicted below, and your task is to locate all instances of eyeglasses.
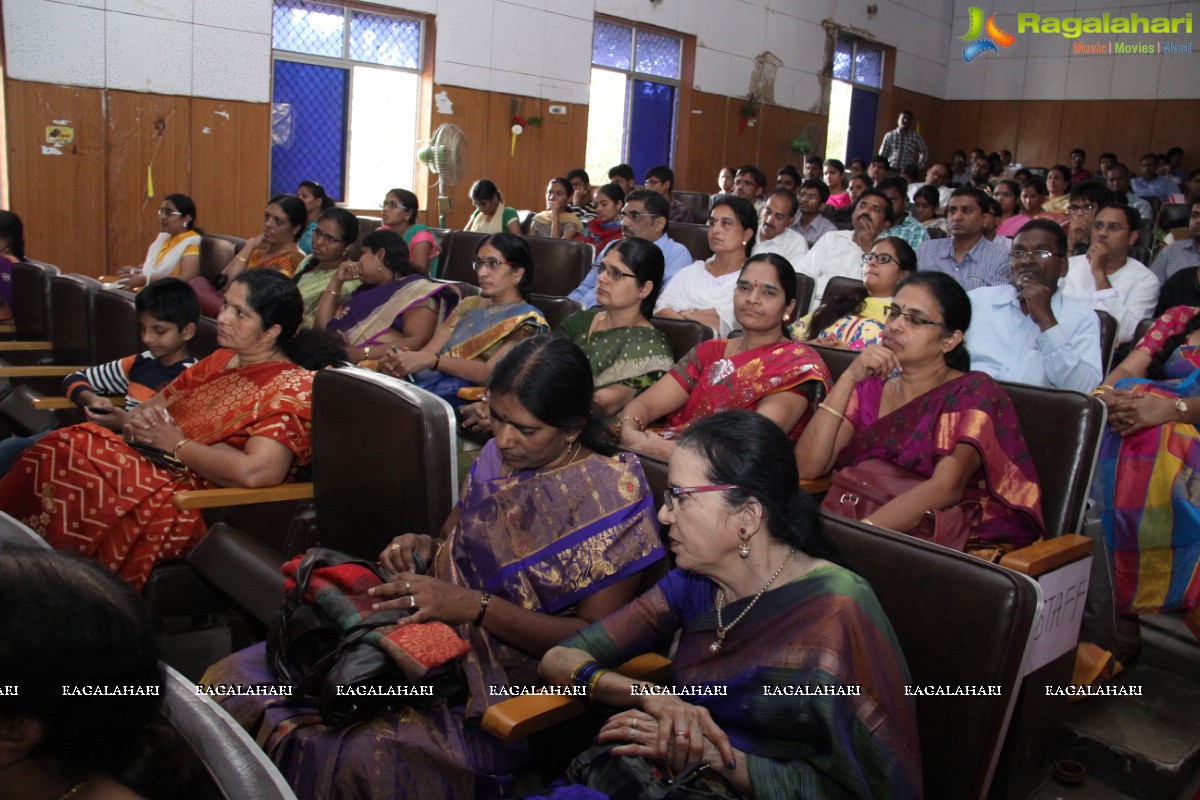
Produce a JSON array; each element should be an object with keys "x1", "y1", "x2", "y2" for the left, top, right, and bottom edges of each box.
[
  {"x1": 312, "y1": 229, "x2": 345, "y2": 245},
  {"x1": 1009, "y1": 249, "x2": 1055, "y2": 262},
  {"x1": 662, "y1": 484, "x2": 737, "y2": 511},
  {"x1": 884, "y1": 304, "x2": 946, "y2": 328},
  {"x1": 1067, "y1": 203, "x2": 1096, "y2": 214},
  {"x1": 618, "y1": 210, "x2": 658, "y2": 222},
  {"x1": 862, "y1": 252, "x2": 896, "y2": 265},
  {"x1": 472, "y1": 258, "x2": 512, "y2": 272},
  {"x1": 1092, "y1": 221, "x2": 1128, "y2": 233},
  {"x1": 380, "y1": 201, "x2": 410, "y2": 210},
  {"x1": 595, "y1": 263, "x2": 637, "y2": 280},
  {"x1": 157, "y1": 208, "x2": 182, "y2": 217}
]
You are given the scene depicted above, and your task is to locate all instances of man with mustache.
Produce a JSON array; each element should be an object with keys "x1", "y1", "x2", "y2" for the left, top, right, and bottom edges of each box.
[
  {"x1": 751, "y1": 187, "x2": 808, "y2": 268},
  {"x1": 965, "y1": 220, "x2": 1101, "y2": 391},
  {"x1": 915, "y1": 187, "x2": 1010, "y2": 290},
  {"x1": 795, "y1": 189, "x2": 893, "y2": 313},
  {"x1": 567, "y1": 189, "x2": 692, "y2": 309}
]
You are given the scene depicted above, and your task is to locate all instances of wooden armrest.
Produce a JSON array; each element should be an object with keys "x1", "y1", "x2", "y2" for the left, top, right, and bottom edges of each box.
[
  {"x1": 482, "y1": 653, "x2": 672, "y2": 742},
  {"x1": 0, "y1": 324, "x2": 15, "y2": 334},
  {"x1": 456, "y1": 386, "x2": 486, "y2": 402},
  {"x1": 171, "y1": 482, "x2": 314, "y2": 510},
  {"x1": 1000, "y1": 533, "x2": 1093, "y2": 578},
  {"x1": 0, "y1": 365, "x2": 87, "y2": 378},
  {"x1": 0, "y1": 341, "x2": 51, "y2": 352},
  {"x1": 800, "y1": 475, "x2": 832, "y2": 495},
  {"x1": 31, "y1": 397, "x2": 126, "y2": 410}
]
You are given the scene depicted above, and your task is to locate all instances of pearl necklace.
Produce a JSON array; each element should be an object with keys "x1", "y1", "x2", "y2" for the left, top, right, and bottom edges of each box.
[{"x1": 711, "y1": 547, "x2": 796, "y2": 652}]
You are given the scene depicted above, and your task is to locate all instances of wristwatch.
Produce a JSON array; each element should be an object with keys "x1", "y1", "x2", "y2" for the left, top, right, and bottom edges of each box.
[{"x1": 1175, "y1": 398, "x2": 1189, "y2": 419}]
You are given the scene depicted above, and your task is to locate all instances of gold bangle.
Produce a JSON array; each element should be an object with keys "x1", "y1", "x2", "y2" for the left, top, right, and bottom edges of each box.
[
  {"x1": 817, "y1": 402, "x2": 847, "y2": 423},
  {"x1": 474, "y1": 591, "x2": 491, "y2": 625},
  {"x1": 861, "y1": 518, "x2": 875, "y2": 526},
  {"x1": 171, "y1": 438, "x2": 191, "y2": 462},
  {"x1": 616, "y1": 415, "x2": 645, "y2": 433},
  {"x1": 235, "y1": 254, "x2": 247, "y2": 263},
  {"x1": 325, "y1": 289, "x2": 339, "y2": 298},
  {"x1": 1089, "y1": 384, "x2": 1115, "y2": 397},
  {"x1": 432, "y1": 354, "x2": 441, "y2": 371}
]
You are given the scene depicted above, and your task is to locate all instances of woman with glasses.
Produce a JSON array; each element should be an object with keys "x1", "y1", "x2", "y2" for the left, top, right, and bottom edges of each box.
[
  {"x1": 797, "y1": 271, "x2": 1045, "y2": 560},
  {"x1": 380, "y1": 188, "x2": 441, "y2": 276},
  {"x1": 291, "y1": 208, "x2": 360, "y2": 327},
  {"x1": 541, "y1": 411, "x2": 922, "y2": 799},
  {"x1": 654, "y1": 195, "x2": 758, "y2": 335},
  {"x1": 314, "y1": 228, "x2": 460, "y2": 364},
  {"x1": 465, "y1": 179, "x2": 523, "y2": 235},
  {"x1": 619, "y1": 253, "x2": 830, "y2": 461},
  {"x1": 579, "y1": 182, "x2": 626, "y2": 250},
  {"x1": 116, "y1": 193, "x2": 202, "y2": 289},
  {"x1": 380, "y1": 232, "x2": 546, "y2": 405},
  {"x1": 296, "y1": 180, "x2": 335, "y2": 254},
  {"x1": 529, "y1": 177, "x2": 584, "y2": 239},
  {"x1": 792, "y1": 237, "x2": 917, "y2": 350}
]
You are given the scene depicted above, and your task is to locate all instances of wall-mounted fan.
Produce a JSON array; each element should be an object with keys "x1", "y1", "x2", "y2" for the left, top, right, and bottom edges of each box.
[{"x1": 416, "y1": 123, "x2": 468, "y2": 227}]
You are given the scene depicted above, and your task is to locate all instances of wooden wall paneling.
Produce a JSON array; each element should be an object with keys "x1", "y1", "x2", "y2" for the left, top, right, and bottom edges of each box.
[
  {"x1": 189, "y1": 99, "x2": 270, "y2": 240},
  {"x1": 4, "y1": 80, "x2": 106, "y2": 275},
  {"x1": 1150, "y1": 100, "x2": 1200, "y2": 171},
  {"x1": 678, "y1": 90, "x2": 728, "y2": 193},
  {"x1": 1054, "y1": 102, "x2": 1105, "y2": 175},
  {"x1": 1100, "y1": 100, "x2": 1156, "y2": 172},
  {"x1": 1013, "y1": 102, "x2": 1062, "y2": 169},
  {"x1": 427, "y1": 85, "x2": 491, "y2": 229},
  {"x1": 939, "y1": 101, "x2": 982, "y2": 166},
  {"x1": 975, "y1": 102, "x2": 1018, "y2": 163},
  {"x1": 724, "y1": 96, "x2": 763, "y2": 175},
  {"x1": 105, "y1": 91, "x2": 191, "y2": 273},
  {"x1": 893, "y1": 88, "x2": 945, "y2": 165}
]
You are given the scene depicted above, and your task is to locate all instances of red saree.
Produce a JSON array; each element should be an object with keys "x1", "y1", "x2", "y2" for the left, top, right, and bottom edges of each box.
[
  {"x1": 661, "y1": 338, "x2": 830, "y2": 442},
  {"x1": 0, "y1": 350, "x2": 315, "y2": 590}
]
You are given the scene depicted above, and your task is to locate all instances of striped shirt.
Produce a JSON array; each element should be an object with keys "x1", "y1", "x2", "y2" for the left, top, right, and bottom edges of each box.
[
  {"x1": 916, "y1": 235, "x2": 1011, "y2": 290},
  {"x1": 63, "y1": 351, "x2": 197, "y2": 407},
  {"x1": 1149, "y1": 239, "x2": 1200, "y2": 284}
]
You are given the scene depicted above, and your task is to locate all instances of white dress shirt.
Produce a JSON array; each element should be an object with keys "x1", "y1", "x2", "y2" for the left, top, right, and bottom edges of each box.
[
  {"x1": 1060, "y1": 255, "x2": 1158, "y2": 343},
  {"x1": 654, "y1": 259, "x2": 739, "y2": 336},
  {"x1": 795, "y1": 230, "x2": 869, "y2": 313},
  {"x1": 752, "y1": 228, "x2": 809, "y2": 271}
]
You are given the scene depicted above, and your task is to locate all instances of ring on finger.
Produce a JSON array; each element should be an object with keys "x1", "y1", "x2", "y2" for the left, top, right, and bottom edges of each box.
[
  {"x1": 673, "y1": 730, "x2": 690, "y2": 739},
  {"x1": 405, "y1": 581, "x2": 412, "y2": 592},
  {"x1": 409, "y1": 595, "x2": 416, "y2": 608}
]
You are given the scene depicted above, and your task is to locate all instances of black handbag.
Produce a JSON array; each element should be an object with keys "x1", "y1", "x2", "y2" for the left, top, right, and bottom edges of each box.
[
  {"x1": 266, "y1": 547, "x2": 466, "y2": 727},
  {"x1": 564, "y1": 744, "x2": 741, "y2": 799}
]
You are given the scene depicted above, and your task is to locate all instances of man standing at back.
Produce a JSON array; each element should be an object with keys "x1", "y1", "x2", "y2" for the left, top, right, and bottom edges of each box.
[
  {"x1": 752, "y1": 188, "x2": 808, "y2": 269},
  {"x1": 878, "y1": 110, "x2": 928, "y2": 173},
  {"x1": 567, "y1": 189, "x2": 692, "y2": 308},
  {"x1": 915, "y1": 187, "x2": 1009, "y2": 290}
]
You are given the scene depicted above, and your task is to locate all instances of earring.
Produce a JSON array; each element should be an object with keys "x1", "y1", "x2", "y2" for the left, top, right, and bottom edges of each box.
[
  {"x1": 737, "y1": 527, "x2": 756, "y2": 558},
  {"x1": 566, "y1": 436, "x2": 576, "y2": 443}
]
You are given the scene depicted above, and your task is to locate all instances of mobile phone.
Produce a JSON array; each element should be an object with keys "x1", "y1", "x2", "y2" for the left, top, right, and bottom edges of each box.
[{"x1": 87, "y1": 406, "x2": 113, "y2": 415}]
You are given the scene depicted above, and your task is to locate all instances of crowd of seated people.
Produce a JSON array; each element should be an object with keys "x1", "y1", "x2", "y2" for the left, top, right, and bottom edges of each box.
[{"x1": 1, "y1": 134, "x2": 1198, "y2": 799}]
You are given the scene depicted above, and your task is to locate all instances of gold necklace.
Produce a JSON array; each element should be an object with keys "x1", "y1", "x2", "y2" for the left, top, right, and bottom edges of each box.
[{"x1": 711, "y1": 547, "x2": 796, "y2": 652}]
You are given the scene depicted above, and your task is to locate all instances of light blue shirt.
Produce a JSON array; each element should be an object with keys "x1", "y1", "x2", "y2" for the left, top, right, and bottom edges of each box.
[
  {"x1": 916, "y1": 235, "x2": 1010, "y2": 290},
  {"x1": 965, "y1": 285, "x2": 1102, "y2": 392},
  {"x1": 568, "y1": 234, "x2": 693, "y2": 308},
  {"x1": 1130, "y1": 174, "x2": 1180, "y2": 203}
]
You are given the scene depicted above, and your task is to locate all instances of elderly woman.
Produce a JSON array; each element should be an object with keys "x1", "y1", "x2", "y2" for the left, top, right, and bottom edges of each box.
[
  {"x1": 541, "y1": 411, "x2": 922, "y2": 799},
  {"x1": 205, "y1": 336, "x2": 667, "y2": 800},
  {"x1": 529, "y1": 177, "x2": 583, "y2": 239},
  {"x1": 315, "y1": 228, "x2": 460, "y2": 364},
  {"x1": 797, "y1": 271, "x2": 1045, "y2": 560},
  {"x1": 0, "y1": 270, "x2": 342, "y2": 589},
  {"x1": 292, "y1": 208, "x2": 360, "y2": 326},
  {"x1": 0, "y1": 211, "x2": 26, "y2": 321},
  {"x1": 0, "y1": 548, "x2": 178, "y2": 799},
  {"x1": 579, "y1": 182, "x2": 626, "y2": 250},
  {"x1": 465, "y1": 179, "x2": 522, "y2": 235},
  {"x1": 380, "y1": 188, "x2": 441, "y2": 276},
  {"x1": 380, "y1": 233, "x2": 547, "y2": 405},
  {"x1": 793, "y1": 236, "x2": 917, "y2": 350},
  {"x1": 116, "y1": 193, "x2": 202, "y2": 289},
  {"x1": 296, "y1": 180, "x2": 335, "y2": 254},
  {"x1": 654, "y1": 194, "x2": 758, "y2": 335},
  {"x1": 1090, "y1": 305, "x2": 1200, "y2": 639},
  {"x1": 621, "y1": 253, "x2": 830, "y2": 460}
]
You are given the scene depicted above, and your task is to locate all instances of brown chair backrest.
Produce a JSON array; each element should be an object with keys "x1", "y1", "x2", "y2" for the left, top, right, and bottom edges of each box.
[
  {"x1": 927, "y1": 227, "x2": 948, "y2": 239},
  {"x1": 821, "y1": 276, "x2": 865, "y2": 308},
  {"x1": 829, "y1": 514, "x2": 1040, "y2": 800},
  {"x1": 199, "y1": 235, "x2": 245, "y2": 284},
  {"x1": 671, "y1": 191, "x2": 710, "y2": 211},
  {"x1": 1130, "y1": 316, "x2": 1155, "y2": 350},
  {"x1": 310, "y1": 368, "x2": 457, "y2": 559},
  {"x1": 650, "y1": 316, "x2": 714, "y2": 362},
  {"x1": 668, "y1": 222, "x2": 713, "y2": 263},
  {"x1": 91, "y1": 288, "x2": 141, "y2": 364},
  {"x1": 12, "y1": 260, "x2": 59, "y2": 341},
  {"x1": 1157, "y1": 202, "x2": 1189, "y2": 230},
  {"x1": 1095, "y1": 310, "x2": 1117, "y2": 375},
  {"x1": 440, "y1": 230, "x2": 490, "y2": 286},
  {"x1": 795, "y1": 273, "x2": 815, "y2": 318},
  {"x1": 999, "y1": 381, "x2": 1104, "y2": 539},
  {"x1": 49, "y1": 274, "x2": 103, "y2": 365},
  {"x1": 190, "y1": 316, "x2": 221, "y2": 360},
  {"x1": 529, "y1": 293, "x2": 581, "y2": 331},
  {"x1": 808, "y1": 344, "x2": 855, "y2": 384},
  {"x1": 520, "y1": 236, "x2": 594, "y2": 297}
]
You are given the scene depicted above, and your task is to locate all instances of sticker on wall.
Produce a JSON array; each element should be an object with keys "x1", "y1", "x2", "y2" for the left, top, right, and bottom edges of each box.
[
  {"x1": 434, "y1": 90, "x2": 453, "y2": 115},
  {"x1": 46, "y1": 126, "x2": 74, "y2": 146}
]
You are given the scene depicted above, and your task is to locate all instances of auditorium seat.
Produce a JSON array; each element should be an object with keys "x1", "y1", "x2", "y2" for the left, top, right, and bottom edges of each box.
[
  {"x1": 529, "y1": 293, "x2": 581, "y2": 330},
  {"x1": 667, "y1": 222, "x2": 713, "y2": 263},
  {"x1": 1096, "y1": 309, "x2": 1117, "y2": 375},
  {"x1": 821, "y1": 275, "x2": 864, "y2": 306},
  {"x1": 649, "y1": 316, "x2": 713, "y2": 361},
  {"x1": 199, "y1": 235, "x2": 246, "y2": 285},
  {"x1": 9, "y1": 259, "x2": 58, "y2": 342}
]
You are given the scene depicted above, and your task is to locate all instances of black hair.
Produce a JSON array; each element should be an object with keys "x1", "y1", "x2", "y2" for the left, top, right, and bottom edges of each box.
[
  {"x1": 740, "y1": 252, "x2": 798, "y2": 335},
  {"x1": 470, "y1": 179, "x2": 502, "y2": 203},
  {"x1": 856, "y1": 188, "x2": 896, "y2": 224},
  {"x1": 566, "y1": 168, "x2": 590, "y2": 185},
  {"x1": 386, "y1": 188, "x2": 420, "y2": 225},
  {"x1": 0, "y1": 548, "x2": 175, "y2": 790},
  {"x1": 317, "y1": 207, "x2": 360, "y2": 245},
  {"x1": 800, "y1": 178, "x2": 830, "y2": 204},
  {"x1": 1014, "y1": 167, "x2": 1032, "y2": 182},
  {"x1": 608, "y1": 164, "x2": 635, "y2": 182},
  {"x1": 0, "y1": 210, "x2": 26, "y2": 260},
  {"x1": 487, "y1": 335, "x2": 605, "y2": 449},
  {"x1": 913, "y1": 185, "x2": 940, "y2": 209},
  {"x1": 163, "y1": 193, "x2": 202, "y2": 234},
  {"x1": 1140, "y1": 152, "x2": 1158, "y2": 163},
  {"x1": 1068, "y1": 180, "x2": 1112, "y2": 207},
  {"x1": 710, "y1": 195, "x2": 758, "y2": 256},
  {"x1": 900, "y1": 164, "x2": 920, "y2": 182},
  {"x1": 777, "y1": 164, "x2": 801, "y2": 184},
  {"x1": 823, "y1": 158, "x2": 846, "y2": 175},
  {"x1": 230, "y1": 270, "x2": 342, "y2": 369},
  {"x1": 610, "y1": 237, "x2": 665, "y2": 319},
  {"x1": 803, "y1": 155, "x2": 823, "y2": 167},
  {"x1": 994, "y1": 179, "x2": 1021, "y2": 212},
  {"x1": 626, "y1": 188, "x2": 671, "y2": 226},
  {"x1": 806, "y1": 237, "x2": 915, "y2": 341},
  {"x1": 1149, "y1": 310, "x2": 1200, "y2": 380},
  {"x1": 478, "y1": 232, "x2": 534, "y2": 301},
  {"x1": 949, "y1": 185, "x2": 991, "y2": 215},
  {"x1": 298, "y1": 180, "x2": 336, "y2": 212},
  {"x1": 895, "y1": 271, "x2": 971, "y2": 371},
  {"x1": 1167, "y1": 147, "x2": 1184, "y2": 160},
  {"x1": 736, "y1": 165, "x2": 767, "y2": 190},
  {"x1": 268, "y1": 194, "x2": 308, "y2": 241},
  {"x1": 1097, "y1": 201, "x2": 1140, "y2": 235},
  {"x1": 1015, "y1": 219, "x2": 1068, "y2": 257},
  {"x1": 849, "y1": 157, "x2": 866, "y2": 171},
  {"x1": 849, "y1": 174, "x2": 873, "y2": 191},
  {"x1": 875, "y1": 176, "x2": 908, "y2": 197},
  {"x1": 986, "y1": 196, "x2": 1002, "y2": 217},
  {"x1": 135, "y1": 276, "x2": 200, "y2": 330},
  {"x1": 1047, "y1": 164, "x2": 1072, "y2": 190},
  {"x1": 1070, "y1": 148, "x2": 1086, "y2": 159},
  {"x1": 871, "y1": 155, "x2": 890, "y2": 167},
  {"x1": 595, "y1": 182, "x2": 626, "y2": 208},
  {"x1": 1023, "y1": 177, "x2": 1048, "y2": 198},
  {"x1": 766, "y1": 186, "x2": 799, "y2": 218},
  {"x1": 547, "y1": 177, "x2": 573, "y2": 202},
  {"x1": 644, "y1": 165, "x2": 675, "y2": 189},
  {"x1": 1099, "y1": 151, "x2": 1117, "y2": 163},
  {"x1": 953, "y1": 149, "x2": 967, "y2": 160},
  {"x1": 360, "y1": 228, "x2": 415, "y2": 278},
  {"x1": 676, "y1": 411, "x2": 844, "y2": 565}
]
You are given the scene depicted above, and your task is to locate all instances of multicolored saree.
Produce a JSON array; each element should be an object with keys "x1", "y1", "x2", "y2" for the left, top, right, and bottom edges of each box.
[
  {"x1": 325, "y1": 276, "x2": 461, "y2": 349},
  {"x1": 204, "y1": 440, "x2": 665, "y2": 800},
  {"x1": 661, "y1": 339, "x2": 830, "y2": 442},
  {"x1": 561, "y1": 566, "x2": 923, "y2": 799},
  {"x1": 0, "y1": 350, "x2": 315, "y2": 590}
]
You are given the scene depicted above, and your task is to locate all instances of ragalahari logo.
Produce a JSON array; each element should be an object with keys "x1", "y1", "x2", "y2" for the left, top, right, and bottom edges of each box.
[{"x1": 960, "y1": 7, "x2": 1015, "y2": 62}]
